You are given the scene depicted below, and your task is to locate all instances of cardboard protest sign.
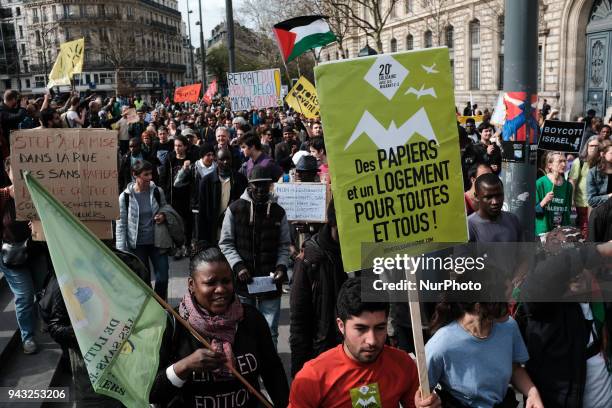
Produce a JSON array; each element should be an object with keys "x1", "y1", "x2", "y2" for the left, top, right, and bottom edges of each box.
[
  {"x1": 227, "y1": 69, "x2": 282, "y2": 111},
  {"x1": 538, "y1": 120, "x2": 586, "y2": 153},
  {"x1": 125, "y1": 108, "x2": 139, "y2": 124},
  {"x1": 11, "y1": 129, "x2": 119, "y2": 221},
  {"x1": 174, "y1": 83, "x2": 202, "y2": 103},
  {"x1": 31, "y1": 220, "x2": 113, "y2": 241},
  {"x1": 273, "y1": 182, "x2": 328, "y2": 222},
  {"x1": 457, "y1": 115, "x2": 484, "y2": 125},
  {"x1": 285, "y1": 76, "x2": 320, "y2": 119},
  {"x1": 315, "y1": 48, "x2": 467, "y2": 272}
]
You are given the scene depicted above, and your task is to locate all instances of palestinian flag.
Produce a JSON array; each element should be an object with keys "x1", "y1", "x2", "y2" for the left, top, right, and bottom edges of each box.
[{"x1": 273, "y1": 16, "x2": 336, "y2": 63}]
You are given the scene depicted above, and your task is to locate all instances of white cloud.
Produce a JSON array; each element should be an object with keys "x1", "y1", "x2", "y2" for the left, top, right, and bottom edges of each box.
[{"x1": 178, "y1": 0, "x2": 245, "y2": 48}]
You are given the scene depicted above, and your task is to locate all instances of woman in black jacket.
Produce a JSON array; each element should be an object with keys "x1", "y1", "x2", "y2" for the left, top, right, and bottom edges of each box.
[{"x1": 149, "y1": 246, "x2": 289, "y2": 407}]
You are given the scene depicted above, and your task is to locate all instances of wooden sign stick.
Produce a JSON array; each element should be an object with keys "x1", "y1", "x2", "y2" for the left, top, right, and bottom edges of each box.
[{"x1": 406, "y1": 268, "x2": 430, "y2": 399}]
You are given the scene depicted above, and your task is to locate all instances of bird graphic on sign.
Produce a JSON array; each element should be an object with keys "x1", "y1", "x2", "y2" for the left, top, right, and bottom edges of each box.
[
  {"x1": 345, "y1": 108, "x2": 439, "y2": 151},
  {"x1": 405, "y1": 84, "x2": 437, "y2": 99},
  {"x1": 421, "y1": 63, "x2": 439, "y2": 74}
]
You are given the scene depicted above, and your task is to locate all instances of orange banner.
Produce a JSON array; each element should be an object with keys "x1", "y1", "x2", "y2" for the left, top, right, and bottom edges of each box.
[{"x1": 174, "y1": 83, "x2": 202, "y2": 103}]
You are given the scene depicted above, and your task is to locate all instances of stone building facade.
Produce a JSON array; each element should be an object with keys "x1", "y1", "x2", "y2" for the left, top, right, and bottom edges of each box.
[
  {"x1": 322, "y1": 0, "x2": 612, "y2": 121},
  {"x1": 1, "y1": 0, "x2": 186, "y2": 96}
]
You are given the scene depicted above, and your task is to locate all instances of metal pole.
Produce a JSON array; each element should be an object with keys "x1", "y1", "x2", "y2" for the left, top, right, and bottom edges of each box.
[
  {"x1": 225, "y1": 0, "x2": 235, "y2": 74},
  {"x1": 501, "y1": 0, "x2": 538, "y2": 242},
  {"x1": 197, "y1": 0, "x2": 206, "y2": 87},
  {"x1": 186, "y1": 8, "x2": 195, "y2": 83}
]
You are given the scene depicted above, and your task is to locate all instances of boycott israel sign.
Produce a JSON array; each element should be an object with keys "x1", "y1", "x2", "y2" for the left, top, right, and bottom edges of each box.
[
  {"x1": 227, "y1": 68, "x2": 282, "y2": 111},
  {"x1": 11, "y1": 129, "x2": 119, "y2": 221},
  {"x1": 315, "y1": 48, "x2": 467, "y2": 272},
  {"x1": 538, "y1": 120, "x2": 586, "y2": 153}
]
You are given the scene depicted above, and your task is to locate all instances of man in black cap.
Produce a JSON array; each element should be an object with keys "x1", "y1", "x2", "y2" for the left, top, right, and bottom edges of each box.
[
  {"x1": 219, "y1": 164, "x2": 291, "y2": 349},
  {"x1": 295, "y1": 155, "x2": 320, "y2": 182}
]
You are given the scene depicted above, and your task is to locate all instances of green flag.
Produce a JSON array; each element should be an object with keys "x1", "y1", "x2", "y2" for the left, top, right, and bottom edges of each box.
[{"x1": 24, "y1": 172, "x2": 166, "y2": 407}]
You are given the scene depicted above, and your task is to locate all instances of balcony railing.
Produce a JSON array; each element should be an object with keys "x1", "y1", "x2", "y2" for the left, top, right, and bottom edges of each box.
[
  {"x1": 138, "y1": 0, "x2": 181, "y2": 17},
  {"x1": 149, "y1": 21, "x2": 177, "y2": 34}
]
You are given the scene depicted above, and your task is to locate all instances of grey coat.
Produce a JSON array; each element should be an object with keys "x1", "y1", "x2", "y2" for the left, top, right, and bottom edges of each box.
[
  {"x1": 116, "y1": 182, "x2": 166, "y2": 251},
  {"x1": 155, "y1": 204, "x2": 185, "y2": 251}
]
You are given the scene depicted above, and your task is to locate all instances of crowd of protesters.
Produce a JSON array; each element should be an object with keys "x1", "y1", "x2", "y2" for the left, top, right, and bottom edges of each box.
[{"x1": 0, "y1": 88, "x2": 610, "y2": 408}]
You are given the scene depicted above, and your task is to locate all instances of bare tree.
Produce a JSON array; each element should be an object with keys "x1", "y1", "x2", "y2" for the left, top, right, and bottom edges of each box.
[
  {"x1": 90, "y1": 24, "x2": 148, "y2": 95},
  {"x1": 327, "y1": 0, "x2": 399, "y2": 53},
  {"x1": 420, "y1": 0, "x2": 451, "y2": 46}
]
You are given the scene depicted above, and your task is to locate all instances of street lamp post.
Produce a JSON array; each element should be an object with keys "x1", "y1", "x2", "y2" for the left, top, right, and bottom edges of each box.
[
  {"x1": 225, "y1": 0, "x2": 235, "y2": 74},
  {"x1": 197, "y1": 0, "x2": 206, "y2": 87},
  {"x1": 186, "y1": 9, "x2": 195, "y2": 83}
]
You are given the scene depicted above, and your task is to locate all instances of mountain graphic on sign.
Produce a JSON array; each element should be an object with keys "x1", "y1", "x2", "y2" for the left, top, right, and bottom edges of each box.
[
  {"x1": 345, "y1": 108, "x2": 438, "y2": 151},
  {"x1": 355, "y1": 396, "x2": 378, "y2": 407}
]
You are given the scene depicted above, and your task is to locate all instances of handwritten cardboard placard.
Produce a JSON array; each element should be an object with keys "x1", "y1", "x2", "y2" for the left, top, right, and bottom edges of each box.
[
  {"x1": 11, "y1": 129, "x2": 119, "y2": 221},
  {"x1": 227, "y1": 69, "x2": 282, "y2": 111},
  {"x1": 273, "y1": 182, "x2": 328, "y2": 223},
  {"x1": 31, "y1": 220, "x2": 113, "y2": 241},
  {"x1": 125, "y1": 108, "x2": 139, "y2": 124}
]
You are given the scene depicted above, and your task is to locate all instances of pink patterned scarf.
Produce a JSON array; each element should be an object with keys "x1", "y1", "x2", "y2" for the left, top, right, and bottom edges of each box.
[{"x1": 178, "y1": 293, "x2": 244, "y2": 379}]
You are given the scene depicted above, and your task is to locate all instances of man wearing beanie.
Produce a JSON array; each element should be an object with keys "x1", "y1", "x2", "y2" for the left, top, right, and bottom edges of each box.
[{"x1": 219, "y1": 164, "x2": 291, "y2": 349}]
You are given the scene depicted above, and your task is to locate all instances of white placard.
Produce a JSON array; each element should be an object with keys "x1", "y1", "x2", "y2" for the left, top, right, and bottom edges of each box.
[
  {"x1": 247, "y1": 276, "x2": 276, "y2": 294},
  {"x1": 274, "y1": 182, "x2": 328, "y2": 223}
]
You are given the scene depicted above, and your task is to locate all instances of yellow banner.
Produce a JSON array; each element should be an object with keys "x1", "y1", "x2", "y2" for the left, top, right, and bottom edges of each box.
[
  {"x1": 285, "y1": 76, "x2": 320, "y2": 119},
  {"x1": 47, "y1": 38, "x2": 85, "y2": 88}
]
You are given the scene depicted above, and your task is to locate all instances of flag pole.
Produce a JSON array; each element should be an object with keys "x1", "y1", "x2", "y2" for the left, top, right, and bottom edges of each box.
[{"x1": 148, "y1": 290, "x2": 274, "y2": 408}]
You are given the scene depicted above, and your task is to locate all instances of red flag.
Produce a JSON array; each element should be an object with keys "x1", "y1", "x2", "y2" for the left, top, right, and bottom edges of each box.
[
  {"x1": 174, "y1": 83, "x2": 202, "y2": 103},
  {"x1": 202, "y1": 80, "x2": 218, "y2": 105}
]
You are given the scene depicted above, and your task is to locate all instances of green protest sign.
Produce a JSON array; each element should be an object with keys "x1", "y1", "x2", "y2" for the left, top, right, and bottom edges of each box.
[{"x1": 315, "y1": 48, "x2": 467, "y2": 272}]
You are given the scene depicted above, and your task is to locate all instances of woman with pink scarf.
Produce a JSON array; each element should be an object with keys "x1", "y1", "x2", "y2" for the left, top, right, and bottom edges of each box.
[{"x1": 150, "y1": 247, "x2": 289, "y2": 407}]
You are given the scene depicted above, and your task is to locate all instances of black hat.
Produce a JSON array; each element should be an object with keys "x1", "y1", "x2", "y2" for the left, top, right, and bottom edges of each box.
[
  {"x1": 296, "y1": 155, "x2": 318, "y2": 172},
  {"x1": 282, "y1": 125, "x2": 295, "y2": 134},
  {"x1": 249, "y1": 165, "x2": 273, "y2": 183}
]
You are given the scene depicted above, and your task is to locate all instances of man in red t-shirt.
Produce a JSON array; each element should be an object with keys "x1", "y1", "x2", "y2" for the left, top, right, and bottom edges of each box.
[{"x1": 289, "y1": 278, "x2": 440, "y2": 408}]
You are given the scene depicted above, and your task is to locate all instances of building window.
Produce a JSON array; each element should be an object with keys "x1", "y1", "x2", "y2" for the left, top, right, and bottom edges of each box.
[
  {"x1": 42, "y1": 7, "x2": 47, "y2": 22},
  {"x1": 470, "y1": 20, "x2": 480, "y2": 90},
  {"x1": 20, "y1": 44, "x2": 25, "y2": 54},
  {"x1": 32, "y1": 8, "x2": 38, "y2": 23},
  {"x1": 18, "y1": 26, "x2": 23, "y2": 39},
  {"x1": 470, "y1": 58, "x2": 480, "y2": 89},
  {"x1": 498, "y1": 16, "x2": 504, "y2": 91},
  {"x1": 498, "y1": 55, "x2": 504, "y2": 90},
  {"x1": 469, "y1": 20, "x2": 480, "y2": 48},
  {"x1": 498, "y1": 15, "x2": 504, "y2": 51},
  {"x1": 405, "y1": 0, "x2": 413, "y2": 13},
  {"x1": 79, "y1": 5, "x2": 86, "y2": 17},
  {"x1": 35, "y1": 30, "x2": 41, "y2": 46},
  {"x1": 23, "y1": 60, "x2": 28, "y2": 73},
  {"x1": 390, "y1": 38, "x2": 397, "y2": 52},
  {"x1": 538, "y1": 44, "x2": 542, "y2": 91},
  {"x1": 35, "y1": 75, "x2": 45, "y2": 88},
  {"x1": 63, "y1": 5, "x2": 70, "y2": 18},
  {"x1": 424, "y1": 30, "x2": 432, "y2": 48},
  {"x1": 390, "y1": 1, "x2": 397, "y2": 18},
  {"x1": 25, "y1": 78, "x2": 31, "y2": 88},
  {"x1": 450, "y1": 59, "x2": 454, "y2": 80},
  {"x1": 15, "y1": 7, "x2": 20, "y2": 16},
  {"x1": 406, "y1": 34, "x2": 413, "y2": 50},
  {"x1": 445, "y1": 25, "x2": 454, "y2": 49}
]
